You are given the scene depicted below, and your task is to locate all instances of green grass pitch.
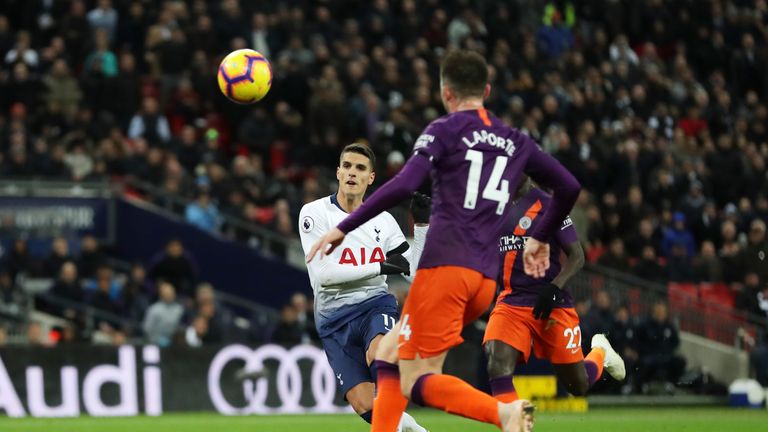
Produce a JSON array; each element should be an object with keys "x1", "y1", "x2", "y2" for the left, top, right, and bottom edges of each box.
[{"x1": 2, "y1": 408, "x2": 767, "y2": 432}]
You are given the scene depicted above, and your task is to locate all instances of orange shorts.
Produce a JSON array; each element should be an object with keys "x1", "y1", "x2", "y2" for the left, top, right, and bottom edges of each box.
[
  {"x1": 398, "y1": 266, "x2": 496, "y2": 360},
  {"x1": 483, "y1": 303, "x2": 584, "y2": 364}
]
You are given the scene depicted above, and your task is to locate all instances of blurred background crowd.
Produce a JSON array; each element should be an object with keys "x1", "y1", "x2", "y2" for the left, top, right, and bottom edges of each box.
[{"x1": 0, "y1": 0, "x2": 767, "y2": 394}]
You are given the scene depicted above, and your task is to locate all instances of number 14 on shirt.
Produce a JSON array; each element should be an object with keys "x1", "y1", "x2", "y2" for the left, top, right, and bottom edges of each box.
[{"x1": 463, "y1": 149, "x2": 511, "y2": 215}]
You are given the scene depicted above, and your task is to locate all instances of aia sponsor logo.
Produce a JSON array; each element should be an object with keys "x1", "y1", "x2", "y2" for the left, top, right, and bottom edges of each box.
[{"x1": 338, "y1": 247, "x2": 385, "y2": 266}]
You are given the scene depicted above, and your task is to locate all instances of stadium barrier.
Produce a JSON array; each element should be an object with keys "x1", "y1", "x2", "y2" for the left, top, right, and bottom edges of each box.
[
  {"x1": 572, "y1": 264, "x2": 766, "y2": 346},
  {"x1": 0, "y1": 344, "x2": 349, "y2": 417}
]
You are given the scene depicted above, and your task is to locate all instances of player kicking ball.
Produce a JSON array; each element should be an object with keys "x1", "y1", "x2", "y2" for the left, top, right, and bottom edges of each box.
[
  {"x1": 299, "y1": 143, "x2": 428, "y2": 432},
  {"x1": 483, "y1": 177, "x2": 626, "y2": 406},
  {"x1": 307, "y1": 50, "x2": 581, "y2": 432}
]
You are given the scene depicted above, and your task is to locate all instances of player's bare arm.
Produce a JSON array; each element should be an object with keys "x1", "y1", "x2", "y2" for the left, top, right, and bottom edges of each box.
[
  {"x1": 551, "y1": 240, "x2": 585, "y2": 289},
  {"x1": 533, "y1": 240, "x2": 585, "y2": 320}
]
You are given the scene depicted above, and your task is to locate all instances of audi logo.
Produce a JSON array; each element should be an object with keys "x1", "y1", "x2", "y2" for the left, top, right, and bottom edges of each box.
[{"x1": 207, "y1": 344, "x2": 352, "y2": 415}]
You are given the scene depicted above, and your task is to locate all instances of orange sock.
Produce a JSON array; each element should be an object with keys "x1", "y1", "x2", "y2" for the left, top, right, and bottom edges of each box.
[
  {"x1": 585, "y1": 347, "x2": 605, "y2": 386},
  {"x1": 372, "y1": 361, "x2": 408, "y2": 432},
  {"x1": 412, "y1": 374, "x2": 501, "y2": 428},
  {"x1": 489, "y1": 375, "x2": 519, "y2": 402}
]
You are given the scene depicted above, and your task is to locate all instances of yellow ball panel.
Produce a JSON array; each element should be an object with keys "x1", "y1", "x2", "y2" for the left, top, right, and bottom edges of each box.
[{"x1": 217, "y1": 49, "x2": 272, "y2": 104}]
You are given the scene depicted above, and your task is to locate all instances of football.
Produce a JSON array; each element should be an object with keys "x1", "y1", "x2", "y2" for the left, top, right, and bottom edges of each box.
[{"x1": 217, "y1": 48, "x2": 272, "y2": 104}]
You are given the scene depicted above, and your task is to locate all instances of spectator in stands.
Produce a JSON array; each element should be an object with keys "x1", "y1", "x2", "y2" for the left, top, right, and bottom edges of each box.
[
  {"x1": 661, "y1": 212, "x2": 697, "y2": 259},
  {"x1": 142, "y1": 281, "x2": 184, "y2": 347},
  {"x1": 185, "y1": 190, "x2": 221, "y2": 233},
  {"x1": 26, "y1": 322, "x2": 45, "y2": 345},
  {"x1": 290, "y1": 292, "x2": 318, "y2": 344},
  {"x1": 128, "y1": 97, "x2": 171, "y2": 146},
  {"x1": 83, "y1": 29, "x2": 118, "y2": 77},
  {"x1": 149, "y1": 238, "x2": 198, "y2": 298},
  {"x1": 667, "y1": 243, "x2": 695, "y2": 283},
  {"x1": 43, "y1": 59, "x2": 82, "y2": 121},
  {"x1": 0, "y1": 326, "x2": 7, "y2": 346},
  {"x1": 87, "y1": 0, "x2": 118, "y2": 42},
  {"x1": 88, "y1": 266, "x2": 121, "y2": 326},
  {"x1": 49, "y1": 262, "x2": 82, "y2": 309},
  {"x1": 633, "y1": 246, "x2": 667, "y2": 284},
  {"x1": 193, "y1": 283, "x2": 232, "y2": 344},
  {"x1": 635, "y1": 302, "x2": 687, "y2": 393},
  {"x1": 120, "y1": 263, "x2": 150, "y2": 322},
  {"x1": 751, "y1": 336, "x2": 768, "y2": 387},
  {"x1": 536, "y1": 9, "x2": 573, "y2": 58},
  {"x1": 271, "y1": 304, "x2": 303, "y2": 346},
  {"x1": 0, "y1": 15, "x2": 11, "y2": 60},
  {"x1": 4, "y1": 238, "x2": 33, "y2": 280},
  {"x1": 620, "y1": 187, "x2": 654, "y2": 236},
  {"x1": 4, "y1": 30, "x2": 38, "y2": 68},
  {"x1": 184, "y1": 315, "x2": 209, "y2": 347},
  {"x1": 0, "y1": 268, "x2": 21, "y2": 310},
  {"x1": 44, "y1": 237, "x2": 72, "y2": 277},
  {"x1": 583, "y1": 290, "x2": 615, "y2": 341},
  {"x1": 610, "y1": 305, "x2": 638, "y2": 393},
  {"x1": 719, "y1": 220, "x2": 743, "y2": 283},
  {"x1": 736, "y1": 272, "x2": 764, "y2": 317},
  {"x1": 6, "y1": 64, "x2": 43, "y2": 117},
  {"x1": 77, "y1": 235, "x2": 104, "y2": 279},
  {"x1": 598, "y1": 238, "x2": 631, "y2": 272},
  {"x1": 84, "y1": 264, "x2": 121, "y2": 299},
  {"x1": 692, "y1": 241, "x2": 723, "y2": 283},
  {"x1": 743, "y1": 219, "x2": 768, "y2": 283}
]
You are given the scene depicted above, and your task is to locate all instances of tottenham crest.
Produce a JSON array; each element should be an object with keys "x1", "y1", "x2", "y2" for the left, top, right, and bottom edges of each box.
[
  {"x1": 519, "y1": 216, "x2": 532, "y2": 230},
  {"x1": 301, "y1": 216, "x2": 315, "y2": 233}
]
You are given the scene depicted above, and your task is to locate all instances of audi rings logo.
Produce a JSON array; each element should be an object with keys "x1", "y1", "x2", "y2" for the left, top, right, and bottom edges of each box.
[{"x1": 208, "y1": 344, "x2": 351, "y2": 415}]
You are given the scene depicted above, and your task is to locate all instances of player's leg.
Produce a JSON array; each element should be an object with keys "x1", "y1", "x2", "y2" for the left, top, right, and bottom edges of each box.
[
  {"x1": 345, "y1": 382, "x2": 375, "y2": 417},
  {"x1": 398, "y1": 267, "x2": 531, "y2": 431},
  {"x1": 483, "y1": 304, "x2": 537, "y2": 403},
  {"x1": 372, "y1": 321, "x2": 409, "y2": 432},
  {"x1": 552, "y1": 338, "x2": 625, "y2": 396},
  {"x1": 485, "y1": 341, "x2": 522, "y2": 402},
  {"x1": 345, "y1": 330, "x2": 381, "y2": 419},
  {"x1": 363, "y1": 307, "x2": 427, "y2": 432},
  {"x1": 538, "y1": 309, "x2": 624, "y2": 395},
  {"x1": 319, "y1": 324, "x2": 376, "y2": 423}
]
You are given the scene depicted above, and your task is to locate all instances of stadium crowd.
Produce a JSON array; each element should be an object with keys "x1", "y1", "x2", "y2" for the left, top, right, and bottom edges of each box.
[
  {"x1": 0, "y1": 0, "x2": 768, "y2": 393},
  {"x1": 1, "y1": 0, "x2": 767, "y2": 295},
  {"x1": 0, "y1": 234, "x2": 318, "y2": 347}
]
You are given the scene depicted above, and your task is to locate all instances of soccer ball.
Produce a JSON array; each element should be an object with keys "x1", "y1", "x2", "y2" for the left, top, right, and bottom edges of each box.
[{"x1": 217, "y1": 49, "x2": 272, "y2": 104}]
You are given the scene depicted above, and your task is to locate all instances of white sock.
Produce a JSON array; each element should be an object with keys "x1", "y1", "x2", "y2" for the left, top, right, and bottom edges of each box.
[{"x1": 399, "y1": 412, "x2": 427, "y2": 432}]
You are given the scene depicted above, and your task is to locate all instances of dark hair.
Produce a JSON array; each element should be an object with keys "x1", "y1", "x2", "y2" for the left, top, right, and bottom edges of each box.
[
  {"x1": 440, "y1": 50, "x2": 488, "y2": 98},
  {"x1": 340, "y1": 143, "x2": 376, "y2": 170}
]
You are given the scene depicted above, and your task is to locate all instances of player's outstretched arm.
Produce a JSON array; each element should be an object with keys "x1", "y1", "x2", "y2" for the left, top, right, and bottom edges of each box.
[
  {"x1": 300, "y1": 206, "x2": 378, "y2": 285},
  {"x1": 333, "y1": 154, "x2": 431, "y2": 242}
]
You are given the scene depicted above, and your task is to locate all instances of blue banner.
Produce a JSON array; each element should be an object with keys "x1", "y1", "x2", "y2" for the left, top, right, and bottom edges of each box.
[{"x1": 0, "y1": 196, "x2": 110, "y2": 239}]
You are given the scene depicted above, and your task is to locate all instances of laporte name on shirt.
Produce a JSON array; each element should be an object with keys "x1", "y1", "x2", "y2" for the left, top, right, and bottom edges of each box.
[
  {"x1": 414, "y1": 128, "x2": 517, "y2": 158},
  {"x1": 462, "y1": 129, "x2": 517, "y2": 156}
]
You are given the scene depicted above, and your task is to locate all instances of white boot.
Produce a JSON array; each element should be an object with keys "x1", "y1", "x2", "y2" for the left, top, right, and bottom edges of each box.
[
  {"x1": 399, "y1": 411, "x2": 428, "y2": 432},
  {"x1": 591, "y1": 334, "x2": 626, "y2": 380}
]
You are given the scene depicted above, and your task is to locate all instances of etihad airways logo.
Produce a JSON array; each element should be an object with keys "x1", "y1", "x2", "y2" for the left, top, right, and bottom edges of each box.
[{"x1": 499, "y1": 235, "x2": 530, "y2": 252}]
